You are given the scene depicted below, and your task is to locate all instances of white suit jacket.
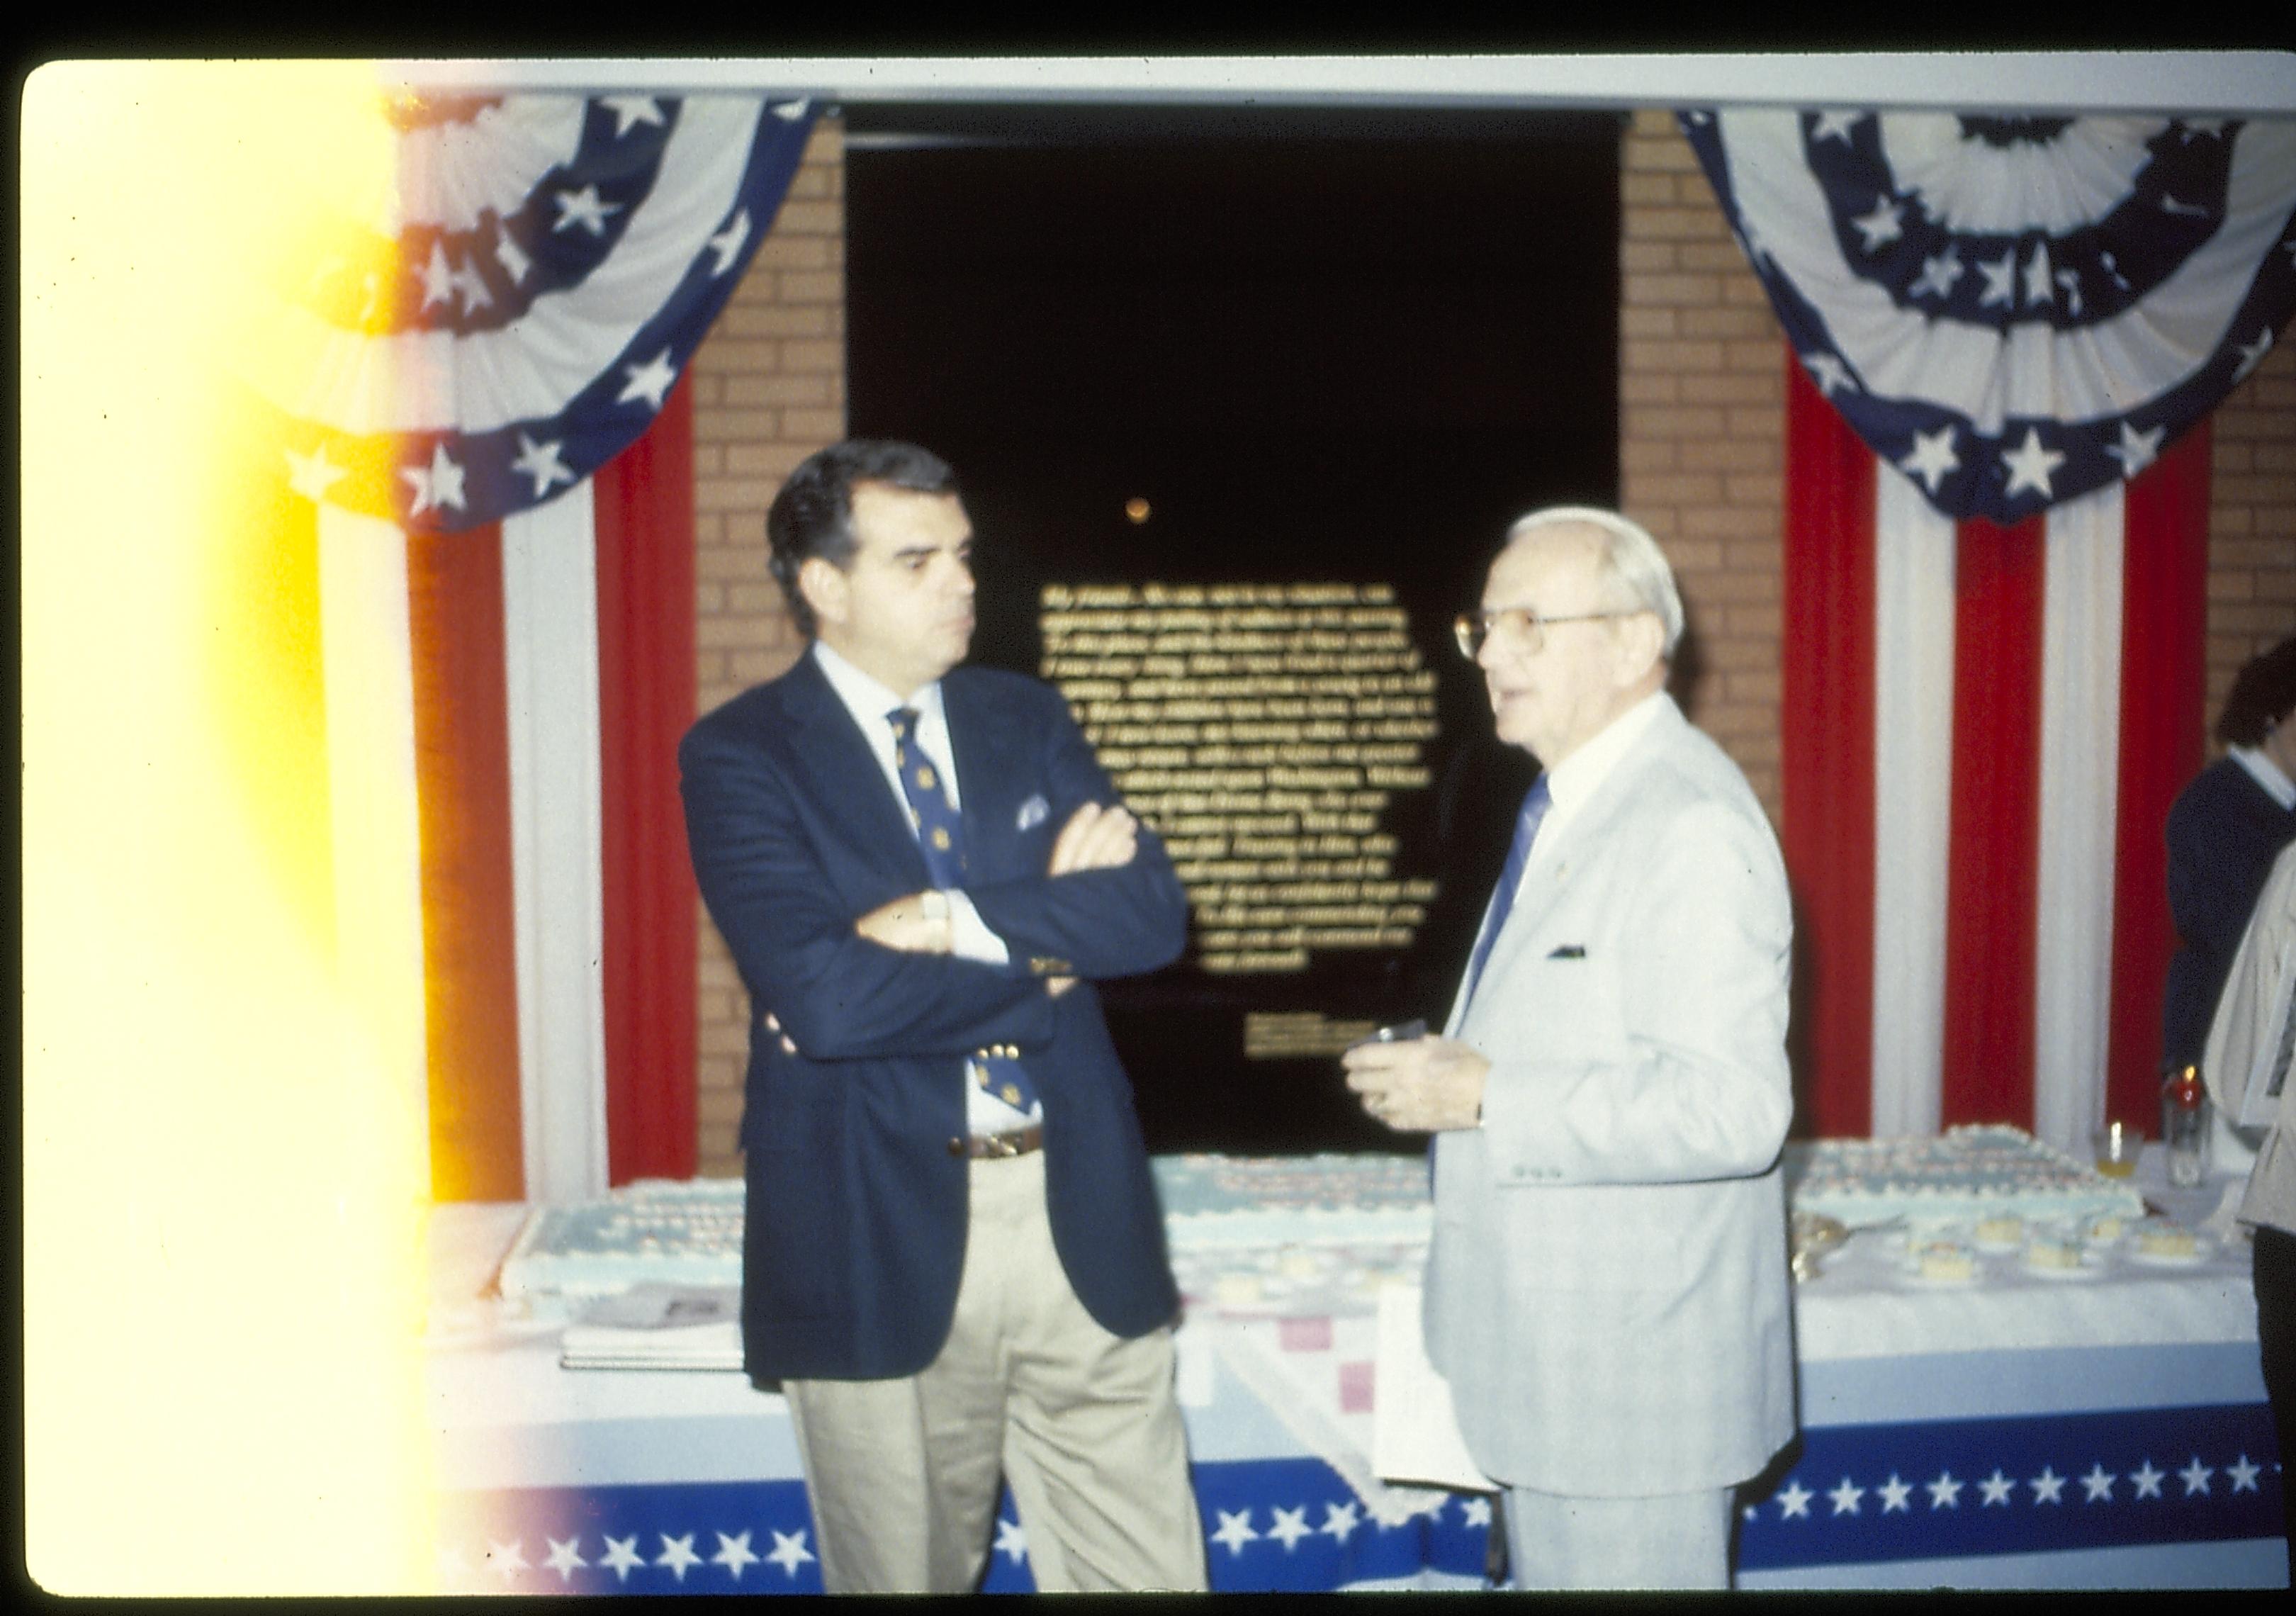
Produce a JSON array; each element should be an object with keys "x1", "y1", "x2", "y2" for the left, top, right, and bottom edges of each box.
[
  {"x1": 1424, "y1": 694, "x2": 1796, "y2": 1497},
  {"x1": 2205, "y1": 840, "x2": 2296, "y2": 1235}
]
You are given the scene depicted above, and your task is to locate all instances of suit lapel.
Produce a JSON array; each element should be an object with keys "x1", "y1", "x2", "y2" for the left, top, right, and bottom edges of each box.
[
  {"x1": 1480, "y1": 700, "x2": 1687, "y2": 975},
  {"x1": 941, "y1": 671, "x2": 1030, "y2": 884},
  {"x1": 776, "y1": 653, "x2": 932, "y2": 885}
]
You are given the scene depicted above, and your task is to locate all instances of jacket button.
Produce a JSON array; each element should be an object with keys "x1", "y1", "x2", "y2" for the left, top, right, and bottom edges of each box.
[{"x1": 946, "y1": 1136, "x2": 966, "y2": 1157}]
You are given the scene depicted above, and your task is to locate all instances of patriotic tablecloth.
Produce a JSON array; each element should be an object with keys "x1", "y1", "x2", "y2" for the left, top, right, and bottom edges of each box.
[{"x1": 425, "y1": 1152, "x2": 2286, "y2": 1592}]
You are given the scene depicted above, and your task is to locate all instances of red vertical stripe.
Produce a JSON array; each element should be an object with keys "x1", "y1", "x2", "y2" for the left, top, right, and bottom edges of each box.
[
  {"x1": 408, "y1": 523, "x2": 526, "y2": 1201},
  {"x1": 1779, "y1": 354, "x2": 1878, "y2": 1138},
  {"x1": 594, "y1": 376, "x2": 700, "y2": 1184},
  {"x1": 1940, "y1": 516, "x2": 2048, "y2": 1129},
  {"x1": 2107, "y1": 422, "x2": 2215, "y2": 1128}
]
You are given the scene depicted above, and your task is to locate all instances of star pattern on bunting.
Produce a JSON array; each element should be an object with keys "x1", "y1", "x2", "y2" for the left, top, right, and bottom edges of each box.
[
  {"x1": 1745, "y1": 1441, "x2": 2287, "y2": 1579},
  {"x1": 511, "y1": 432, "x2": 575, "y2": 497},
  {"x1": 284, "y1": 442, "x2": 347, "y2": 503},
  {"x1": 2000, "y1": 427, "x2": 2066, "y2": 500},
  {"x1": 1899, "y1": 425, "x2": 1961, "y2": 494},
  {"x1": 1210, "y1": 1507, "x2": 1261, "y2": 1555},
  {"x1": 1803, "y1": 350, "x2": 1857, "y2": 397},
  {"x1": 2106, "y1": 419, "x2": 2166, "y2": 477},
  {"x1": 2234, "y1": 327, "x2": 2275, "y2": 384},
  {"x1": 552, "y1": 183, "x2": 621, "y2": 237},
  {"x1": 654, "y1": 1532, "x2": 702, "y2": 1581},
  {"x1": 709, "y1": 208, "x2": 753, "y2": 276},
  {"x1": 600, "y1": 1534, "x2": 645, "y2": 1580},
  {"x1": 1267, "y1": 1505, "x2": 1315, "y2": 1550},
  {"x1": 765, "y1": 1529, "x2": 815, "y2": 1576},
  {"x1": 264, "y1": 92, "x2": 817, "y2": 534},
  {"x1": 435, "y1": 1447, "x2": 2279, "y2": 1596},
  {"x1": 600, "y1": 94, "x2": 665, "y2": 137},
  {"x1": 709, "y1": 1530, "x2": 760, "y2": 1579},
  {"x1": 401, "y1": 440, "x2": 468, "y2": 517},
  {"x1": 619, "y1": 349, "x2": 680, "y2": 411},
  {"x1": 1679, "y1": 108, "x2": 2296, "y2": 522}
]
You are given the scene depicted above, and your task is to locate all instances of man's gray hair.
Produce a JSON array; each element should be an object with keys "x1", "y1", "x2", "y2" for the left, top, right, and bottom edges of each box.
[{"x1": 1504, "y1": 505, "x2": 1685, "y2": 660}]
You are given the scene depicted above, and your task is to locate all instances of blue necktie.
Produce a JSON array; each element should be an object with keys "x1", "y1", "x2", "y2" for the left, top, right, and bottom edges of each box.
[
  {"x1": 887, "y1": 707, "x2": 1039, "y2": 1113},
  {"x1": 1463, "y1": 773, "x2": 1551, "y2": 1009}
]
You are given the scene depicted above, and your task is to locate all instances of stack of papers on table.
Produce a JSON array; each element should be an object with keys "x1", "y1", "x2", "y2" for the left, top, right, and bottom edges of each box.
[{"x1": 558, "y1": 1284, "x2": 743, "y2": 1371}]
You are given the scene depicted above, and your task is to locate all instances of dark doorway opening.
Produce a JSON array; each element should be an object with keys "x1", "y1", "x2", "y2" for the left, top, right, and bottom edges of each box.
[{"x1": 847, "y1": 102, "x2": 1623, "y2": 1152}]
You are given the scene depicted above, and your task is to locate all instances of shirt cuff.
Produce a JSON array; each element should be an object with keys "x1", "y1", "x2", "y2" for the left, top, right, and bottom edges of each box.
[{"x1": 945, "y1": 890, "x2": 1011, "y2": 966}]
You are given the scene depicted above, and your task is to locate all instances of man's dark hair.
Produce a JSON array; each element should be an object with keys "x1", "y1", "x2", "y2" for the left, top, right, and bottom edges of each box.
[
  {"x1": 2215, "y1": 636, "x2": 2296, "y2": 748},
  {"x1": 767, "y1": 439, "x2": 960, "y2": 638}
]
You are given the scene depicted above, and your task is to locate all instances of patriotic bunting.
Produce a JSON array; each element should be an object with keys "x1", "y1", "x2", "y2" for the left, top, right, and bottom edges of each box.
[
  {"x1": 255, "y1": 92, "x2": 814, "y2": 534},
  {"x1": 257, "y1": 91, "x2": 814, "y2": 1195},
  {"x1": 1681, "y1": 110, "x2": 2296, "y2": 526},
  {"x1": 1682, "y1": 109, "x2": 2292, "y2": 1145}
]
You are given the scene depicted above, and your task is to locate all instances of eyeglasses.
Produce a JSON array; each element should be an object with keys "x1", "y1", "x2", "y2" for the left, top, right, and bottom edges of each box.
[{"x1": 1452, "y1": 606, "x2": 1639, "y2": 660}]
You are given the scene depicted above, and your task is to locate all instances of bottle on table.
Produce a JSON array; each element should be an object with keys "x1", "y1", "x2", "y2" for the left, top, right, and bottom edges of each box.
[{"x1": 2159, "y1": 1062, "x2": 2212, "y2": 1190}]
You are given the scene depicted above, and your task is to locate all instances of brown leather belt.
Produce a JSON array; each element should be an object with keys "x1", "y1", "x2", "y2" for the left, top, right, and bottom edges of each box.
[{"x1": 952, "y1": 1125, "x2": 1043, "y2": 1160}]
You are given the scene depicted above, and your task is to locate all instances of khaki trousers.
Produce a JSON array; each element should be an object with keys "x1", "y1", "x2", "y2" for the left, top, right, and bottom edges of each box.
[
  {"x1": 1501, "y1": 1485, "x2": 1735, "y2": 1590},
  {"x1": 782, "y1": 1150, "x2": 1207, "y2": 1593}
]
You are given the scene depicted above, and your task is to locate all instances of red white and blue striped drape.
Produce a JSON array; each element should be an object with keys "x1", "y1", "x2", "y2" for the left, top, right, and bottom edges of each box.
[
  {"x1": 1682, "y1": 108, "x2": 2296, "y2": 1150},
  {"x1": 249, "y1": 91, "x2": 816, "y2": 1198}
]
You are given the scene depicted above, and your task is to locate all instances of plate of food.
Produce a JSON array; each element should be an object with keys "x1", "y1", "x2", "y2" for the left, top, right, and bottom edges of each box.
[
  {"x1": 2021, "y1": 1235, "x2": 2102, "y2": 1279},
  {"x1": 1904, "y1": 1240, "x2": 1982, "y2": 1286},
  {"x1": 2125, "y1": 1222, "x2": 2212, "y2": 1267}
]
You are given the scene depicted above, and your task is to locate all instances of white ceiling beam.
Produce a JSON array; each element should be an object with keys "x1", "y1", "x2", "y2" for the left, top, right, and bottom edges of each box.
[{"x1": 374, "y1": 53, "x2": 2296, "y2": 117}]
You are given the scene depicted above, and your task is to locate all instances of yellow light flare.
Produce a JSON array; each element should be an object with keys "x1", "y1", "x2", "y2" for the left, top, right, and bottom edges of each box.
[{"x1": 22, "y1": 61, "x2": 438, "y2": 1595}]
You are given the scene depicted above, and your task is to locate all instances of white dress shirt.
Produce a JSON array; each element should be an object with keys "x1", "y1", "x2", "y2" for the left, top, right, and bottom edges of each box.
[
  {"x1": 811, "y1": 640, "x2": 1039, "y2": 1132},
  {"x1": 1515, "y1": 688, "x2": 1670, "y2": 882}
]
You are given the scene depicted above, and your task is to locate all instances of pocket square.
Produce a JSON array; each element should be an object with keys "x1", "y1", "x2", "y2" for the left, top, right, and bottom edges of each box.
[
  {"x1": 1015, "y1": 793, "x2": 1050, "y2": 831},
  {"x1": 1548, "y1": 944, "x2": 1587, "y2": 959}
]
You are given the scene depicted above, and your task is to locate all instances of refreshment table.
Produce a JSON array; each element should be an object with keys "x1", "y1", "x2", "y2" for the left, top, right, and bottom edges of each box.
[
  {"x1": 1732, "y1": 1147, "x2": 2282, "y2": 1588},
  {"x1": 424, "y1": 1148, "x2": 2284, "y2": 1592}
]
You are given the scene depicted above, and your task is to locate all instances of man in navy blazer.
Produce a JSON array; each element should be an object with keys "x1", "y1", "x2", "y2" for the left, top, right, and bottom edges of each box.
[{"x1": 679, "y1": 440, "x2": 1205, "y2": 1593}]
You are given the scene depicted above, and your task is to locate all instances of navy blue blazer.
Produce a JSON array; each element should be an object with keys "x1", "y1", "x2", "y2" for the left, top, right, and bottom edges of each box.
[
  {"x1": 2163, "y1": 756, "x2": 2296, "y2": 1068},
  {"x1": 679, "y1": 653, "x2": 1188, "y2": 1384}
]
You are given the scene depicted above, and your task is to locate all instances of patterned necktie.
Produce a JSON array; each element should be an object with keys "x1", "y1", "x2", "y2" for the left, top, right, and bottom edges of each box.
[
  {"x1": 1463, "y1": 773, "x2": 1551, "y2": 1009},
  {"x1": 887, "y1": 707, "x2": 1039, "y2": 1113}
]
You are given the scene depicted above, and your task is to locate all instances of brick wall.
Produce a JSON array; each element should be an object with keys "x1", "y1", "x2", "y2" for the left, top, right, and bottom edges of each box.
[
  {"x1": 688, "y1": 119, "x2": 845, "y2": 1175},
  {"x1": 2205, "y1": 339, "x2": 2296, "y2": 729},
  {"x1": 1616, "y1": 108, "x2": 1786, "y2": 821},
  {"x1": 680, "y1": 109, "x2": 2295, "y2": 1176}
]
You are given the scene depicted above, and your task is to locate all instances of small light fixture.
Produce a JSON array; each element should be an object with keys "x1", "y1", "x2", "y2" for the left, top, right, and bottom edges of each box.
[{"x1": 1124, "y1": 497, "x2": 1152, "y2": 524}]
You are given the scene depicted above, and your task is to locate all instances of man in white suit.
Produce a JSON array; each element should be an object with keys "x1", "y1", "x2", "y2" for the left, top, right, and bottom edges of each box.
[{"x1": 1344, "y1": 506, "x2": 1796, "y2": 1589}]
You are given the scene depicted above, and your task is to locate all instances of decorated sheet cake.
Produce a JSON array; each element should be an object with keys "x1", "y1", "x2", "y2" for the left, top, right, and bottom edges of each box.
[
  {"x1": 495, "y1": 1155, "x2": 1436, "y2": 1303},
  {"x1": 1152, "y1": 1152, "x2": 1433, "y2": 1250},
  {"x1": 1782, "y1": 1124, "x2": 2145, "y2": 1232},
  {"x1": 496, "y1": 1177, "x2": 743, "y2": 1299}
]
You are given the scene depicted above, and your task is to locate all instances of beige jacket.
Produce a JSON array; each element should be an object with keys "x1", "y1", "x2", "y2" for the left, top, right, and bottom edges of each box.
[
  {"x1": 2204, "y1": 840, "x2": 2296, "y2": 1236},
  {"x1": 1425, "y1": 695, "x2": 1796, "y2": 1497}
]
